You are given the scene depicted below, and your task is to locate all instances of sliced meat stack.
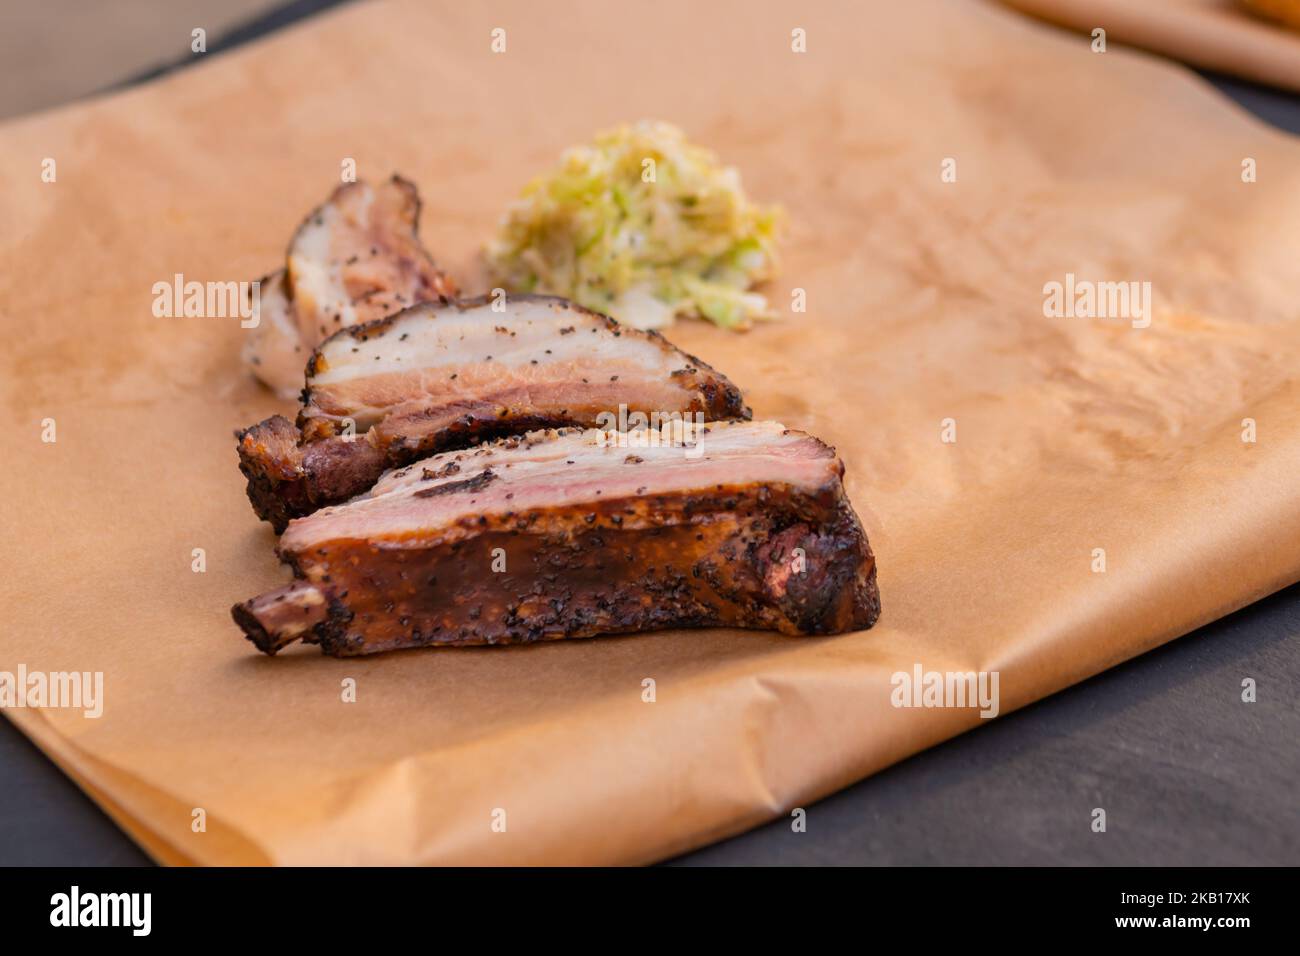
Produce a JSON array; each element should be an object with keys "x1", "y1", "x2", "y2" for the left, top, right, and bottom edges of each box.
[
  {"x1": 232, "y1": 421, "x2": 880, "y2": 656},
  {"x1": 242, "y1": 175, "x2": 456, "y2": 397},
  {"x1": 231, "y1": 175, "x2": 880, "y2": 654},
  {"x1": 236, "y1": 294, "x2": 749, "y2": 531}
]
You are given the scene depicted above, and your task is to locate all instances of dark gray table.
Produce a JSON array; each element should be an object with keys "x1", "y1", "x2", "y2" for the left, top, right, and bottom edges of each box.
[{"x1": 2, "y1": 5, "x2": 1297, "y2": 866}]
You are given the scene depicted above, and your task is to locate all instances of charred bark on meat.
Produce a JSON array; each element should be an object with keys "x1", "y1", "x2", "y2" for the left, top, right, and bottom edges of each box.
[
  {"x1": 236, "y1": 295, "x2": 750, "y2": 530},
  {"x1": 233, "y1": 481, "x2": 879, "y2": 656}
]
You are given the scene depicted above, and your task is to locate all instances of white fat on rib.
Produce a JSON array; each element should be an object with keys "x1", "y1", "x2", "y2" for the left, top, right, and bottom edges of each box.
[
  {"x1": 282, "y1": 421, "x2": 837, "y2": 550},
  {"x1": 239, "y1": 272, "x2": 306, "y2": 399},
  {"x1": 310, "y1": 298, "x2": 684, "y2": 386},
  {"x1": 289, "y1": 189, "x2": 369, "y2": 335}
]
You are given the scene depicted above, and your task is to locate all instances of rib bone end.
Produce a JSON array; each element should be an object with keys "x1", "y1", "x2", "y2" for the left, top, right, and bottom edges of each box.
[{"x1": 232, "y1": 581, "x2": 328, "y2": 654}]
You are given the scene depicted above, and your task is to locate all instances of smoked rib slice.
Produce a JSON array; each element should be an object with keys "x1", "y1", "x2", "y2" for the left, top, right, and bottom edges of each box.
[
  {"x1": 236, "y1": 294, "x2": 749, "y2": 531},
  {"x1": 232, "y1": 421, "x2": 880, "y2": 656},
  {"x1": 241, "y1": 175, "x2": 457, "y2": 398}
]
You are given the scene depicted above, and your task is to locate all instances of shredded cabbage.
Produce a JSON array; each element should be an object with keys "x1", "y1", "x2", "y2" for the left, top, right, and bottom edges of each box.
[{"x1": 486, "y1": 121, "x2": 781, "y2": 330}]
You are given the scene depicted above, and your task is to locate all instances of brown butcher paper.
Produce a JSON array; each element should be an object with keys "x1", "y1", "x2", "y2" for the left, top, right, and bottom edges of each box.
[
  {"x1": 999, "y1": 0, "x2": 1300, "y2": 93},
  {"x1": 1, "y1": 0, "x2": 1298, "y2": 865}
]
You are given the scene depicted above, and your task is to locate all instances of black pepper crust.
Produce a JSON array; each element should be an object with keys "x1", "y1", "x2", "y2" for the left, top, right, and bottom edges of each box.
[
  {"x1": 303, "y1": 293, "x2": 750, "y2": 424},
  {"x1": 235, "y1": 415, "x2": 387, "y2": 534},
  {"x1": 240, "y1": 293, "x2": 751, "y2": 529},
  {"x1": 232, "y1": 478, "x2": 880, "y2": 656}
]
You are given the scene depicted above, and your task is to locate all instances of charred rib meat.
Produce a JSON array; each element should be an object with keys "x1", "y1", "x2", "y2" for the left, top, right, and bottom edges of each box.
[
  {"x1": 237, "y1": 294, "x2": 749, "y2": 531},
  {"x1": 233, "y1": 421, "x2": 879, "y2": 655},
  {"x1": 241, "y1": 175, "x2": 457, "y2": 398}
]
